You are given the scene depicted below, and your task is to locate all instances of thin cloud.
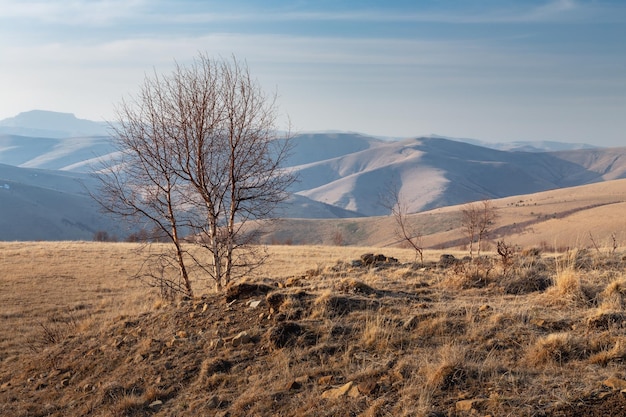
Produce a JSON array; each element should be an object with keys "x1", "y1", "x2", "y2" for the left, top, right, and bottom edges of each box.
[
  {"x1": 0, "y1": 0, "x2": 619, "y2": 27},
  {"x1": 0, "y1": 0, "x2": 148, "y2": 25}
]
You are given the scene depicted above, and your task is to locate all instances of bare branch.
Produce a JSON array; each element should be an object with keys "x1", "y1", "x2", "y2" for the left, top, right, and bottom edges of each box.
[{"x1": 92, "y1": 53, "x2": 295, "y2": 296}]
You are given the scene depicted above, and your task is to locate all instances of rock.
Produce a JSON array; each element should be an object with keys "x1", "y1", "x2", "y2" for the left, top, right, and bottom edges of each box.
[
  {"x1": 232, "y1": 331, "x2": 251, "y2": 347},
  {"x1": 248, "y1": 300, "x2": 262, "y2": 309},
  {"x1": 318, "y1": 375, "x2": 333, "y2": 385},
  {"x1": 361, "y1": 253, "x2": 375, "y2": 265},
  {"x1": 321, "y1": 381, "x2": 356, "y2": 399},
  {"x1": 225, "y1": 283, "x2": 275, "y2": 302},
  {"x1": 604, "y1": 376, "x2": 626, "y2": 390},
  {"x1": 360, "y1": 253, "x2": 394, "y2": 266}
]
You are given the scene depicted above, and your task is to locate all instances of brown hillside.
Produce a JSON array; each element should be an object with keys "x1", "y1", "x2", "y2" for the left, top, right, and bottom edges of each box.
[
  {"x1": 258, "y1": 178, "x2": 626, "y2": 251},
  {"x1": 3, "y1": 243, "x2": 626, "y2": 416}
]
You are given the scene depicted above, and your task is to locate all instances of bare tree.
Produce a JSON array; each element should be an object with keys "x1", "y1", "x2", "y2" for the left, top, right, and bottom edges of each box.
[
  {"x1": 382, "y1": 182, "x2": 423, "y2": 263},
  {"x1": 461, "y1": 199, "x2": 497, "y2": 258},
  {"x1": 96, "y1": 54, "x2": 294, "y2": 295}
]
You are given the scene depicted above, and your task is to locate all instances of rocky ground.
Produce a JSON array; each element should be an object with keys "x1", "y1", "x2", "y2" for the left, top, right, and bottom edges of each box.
[{"x1": 3, "y1": 250, "x2": 626, "y2": 416}]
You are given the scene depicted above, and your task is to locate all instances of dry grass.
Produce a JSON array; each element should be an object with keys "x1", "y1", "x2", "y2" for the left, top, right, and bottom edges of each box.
[{"x1": 2, "y1": 241, "x2": 626, "y2": 416}]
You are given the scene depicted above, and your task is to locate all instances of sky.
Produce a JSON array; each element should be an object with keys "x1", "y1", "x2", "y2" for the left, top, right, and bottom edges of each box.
[{"x1": 0, "y1": 0, "x2": 625, "y2": 146}]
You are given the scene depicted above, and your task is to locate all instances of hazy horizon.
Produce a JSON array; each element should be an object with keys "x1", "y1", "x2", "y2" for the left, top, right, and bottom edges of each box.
[{"x1": 1, "y1": 0, "x2": 625, "y2": 146}]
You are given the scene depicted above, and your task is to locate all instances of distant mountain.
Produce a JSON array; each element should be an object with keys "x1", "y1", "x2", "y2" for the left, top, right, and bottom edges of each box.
[
  {"x1": 0, "y1": 164, "x2": 365, "y2": 241},
  {"x1": 286, "y1": 135, "x2": 626, "y2": 216},
  {"x1": 0, "y1": 163, "x2": 129, "y2": 240},
  {"x1": 2, "y1": 110, "x2": 626, "y2": 240},
  {"x1": 0, "y1": 134, "x2": 117, "y2": 172},
  {"x1": 430, "y1": 135, "x2": 599, "y2": 152},
  {"x1": 0, "y1": 110, "x2": 110, "y2": 138}
]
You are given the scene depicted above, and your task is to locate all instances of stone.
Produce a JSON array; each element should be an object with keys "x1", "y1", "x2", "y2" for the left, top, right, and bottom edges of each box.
[
  {"x1": 317, "y1": 375, "x2": 333, "y2": 385},
  {"x1": 232, "y1": 331, "x2": 251, "y2": 347},
  {"x1": 248, "y1": 300, "x2": 262, "y2": 309},
  {"x1": 225, "y1": 283, "x2": 275, "y2": 302},
  {"x1": 321, "y1": 381, "x2": 355, "y2": 399},
  {"x1": 360, "y1": 253, "x2": 375, "y2": 265},
  {"x1": 604, "y1": 376, "x2": 626, "y2": 390}
]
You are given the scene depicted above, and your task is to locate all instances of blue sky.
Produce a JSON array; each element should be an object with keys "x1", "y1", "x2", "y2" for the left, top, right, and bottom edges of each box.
[{"x1": 0, "y1": 0, "x2": 624, "y2": 145}]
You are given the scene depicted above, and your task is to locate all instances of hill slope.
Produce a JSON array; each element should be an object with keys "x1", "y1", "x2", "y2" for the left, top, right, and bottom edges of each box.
[
  {"x1": 2, "y1": 242, "x2": 626, "y2": 416},
  {"x1": 0, "y1": 164, "x2": 128, "y2": 240},
  {"x1": 3, "y1": 110, "x2": 626, "y2": 239},
  {"x1": 255, "y1": 178, "x2": 626, "y2": 250}
]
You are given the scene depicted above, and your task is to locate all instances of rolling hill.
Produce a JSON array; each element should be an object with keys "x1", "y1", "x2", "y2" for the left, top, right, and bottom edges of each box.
[
  {"x1": 0, "y1": 163, "x2": 127, "y2": 241},
  {"x1": 1, "y1": 110, "x2": 626, "y2": 241},
  {"x1": 253, "y1": 178, "x2": 626, "y2": 251}
]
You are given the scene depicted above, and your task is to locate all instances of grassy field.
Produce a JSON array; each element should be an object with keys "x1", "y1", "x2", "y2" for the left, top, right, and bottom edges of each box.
[{"x1": 2, "y1": 241, "x2": 626, "y2": 416}]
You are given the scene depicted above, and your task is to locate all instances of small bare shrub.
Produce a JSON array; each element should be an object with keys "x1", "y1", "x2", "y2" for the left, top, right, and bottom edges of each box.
[{"x1": 497, "y1": 240, "x2": 515, "y2": 275}]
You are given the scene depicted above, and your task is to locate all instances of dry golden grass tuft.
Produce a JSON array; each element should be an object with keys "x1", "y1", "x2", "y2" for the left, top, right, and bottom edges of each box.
[{"x1": 3, "y1": 241, "x2": 626, "y2": 416}]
